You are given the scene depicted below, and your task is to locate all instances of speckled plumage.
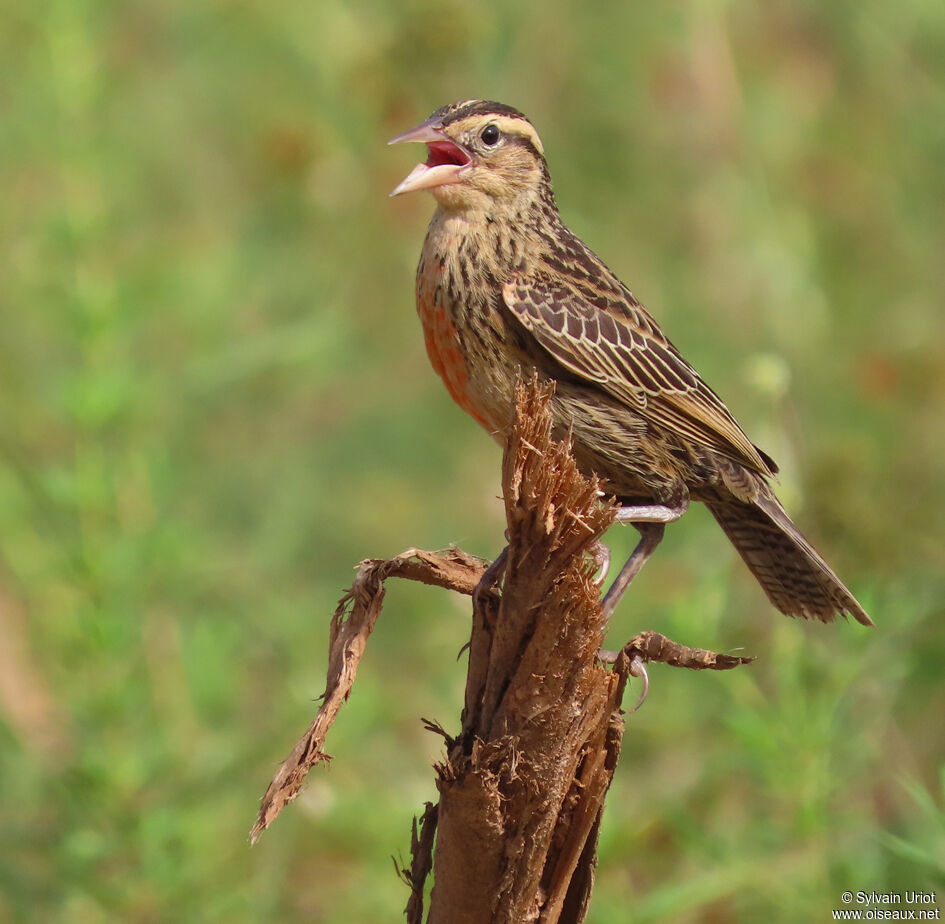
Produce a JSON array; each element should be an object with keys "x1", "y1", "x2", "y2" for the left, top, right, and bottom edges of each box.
[{"x1": 395, "y1": 100, "x2": 870, "y2": 626}]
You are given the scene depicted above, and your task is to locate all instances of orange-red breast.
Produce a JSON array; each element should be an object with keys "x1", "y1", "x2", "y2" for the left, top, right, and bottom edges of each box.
[{"x1": 390, "y1": 99, "x2": 870, "y2": 626}]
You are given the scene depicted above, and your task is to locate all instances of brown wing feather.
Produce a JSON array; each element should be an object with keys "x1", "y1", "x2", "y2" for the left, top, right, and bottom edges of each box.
[{"x1": 503, "y1": 271, "x2": 776, "y2": 477}]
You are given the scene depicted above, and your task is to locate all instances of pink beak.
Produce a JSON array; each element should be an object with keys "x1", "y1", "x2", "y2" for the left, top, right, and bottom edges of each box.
[{"x1": 388, "y1": 117, "x2": 473, "y2": 197}]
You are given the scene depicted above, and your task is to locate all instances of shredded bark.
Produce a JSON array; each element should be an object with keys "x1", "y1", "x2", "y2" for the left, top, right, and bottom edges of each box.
[{"x1": 397, "y1": 801, "x2": 439, "y2": 924}]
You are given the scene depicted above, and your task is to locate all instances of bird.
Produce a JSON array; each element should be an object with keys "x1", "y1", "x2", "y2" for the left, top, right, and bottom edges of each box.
[{"x1": 389, "y1": 99, "x2": 871, "y2": 627}]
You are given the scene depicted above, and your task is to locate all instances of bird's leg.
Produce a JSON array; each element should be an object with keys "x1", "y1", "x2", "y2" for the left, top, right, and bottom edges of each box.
[
  {"x1": 600, "y1": 500, "x2": 689, "y2": 618},
  {"x1": 613, "y1": 501, "x2": 688, "y2": 526},
  {"x1": 600, "y1": 523, "x2": 665, "y2": 618},
  {"x1": 591, "y1": 499, "x2": 685, "y2": 589}
]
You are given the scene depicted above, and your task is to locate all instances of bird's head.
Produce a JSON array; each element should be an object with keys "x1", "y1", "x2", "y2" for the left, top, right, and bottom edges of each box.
[{"x1": 389, "y1": 100, "x2": 550, "y2": 214}]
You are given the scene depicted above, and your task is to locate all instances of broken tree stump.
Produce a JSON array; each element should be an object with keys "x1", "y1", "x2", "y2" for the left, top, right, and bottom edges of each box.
[{"x1": 252, "y1": 376, "x2": 752, "y2": 923}]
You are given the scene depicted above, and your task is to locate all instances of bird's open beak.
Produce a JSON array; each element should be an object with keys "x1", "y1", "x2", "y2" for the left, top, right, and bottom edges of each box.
[{"x1": 388, "y1": 117, "x2": 473, "y2": 197}]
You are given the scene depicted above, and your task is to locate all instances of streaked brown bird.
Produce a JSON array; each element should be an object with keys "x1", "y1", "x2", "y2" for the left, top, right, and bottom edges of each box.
[{"x1": 390, "y1": 99, "x2": 871, "y2": 627}]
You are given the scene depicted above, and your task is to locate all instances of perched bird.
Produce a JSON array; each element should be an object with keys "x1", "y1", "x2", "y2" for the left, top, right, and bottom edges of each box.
[{"x1": 390, "y1": 99, "x2": 871, "y2": 626}]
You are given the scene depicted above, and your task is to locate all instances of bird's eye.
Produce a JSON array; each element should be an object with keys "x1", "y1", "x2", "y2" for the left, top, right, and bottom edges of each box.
[{"x1": 481, "y1": 124, "x2": 501, "y2": 147}]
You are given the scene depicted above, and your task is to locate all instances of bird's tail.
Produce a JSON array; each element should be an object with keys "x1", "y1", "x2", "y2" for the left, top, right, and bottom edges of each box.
[{"x1": 705, "y1": 493, "x2": 872, "y2": 626}]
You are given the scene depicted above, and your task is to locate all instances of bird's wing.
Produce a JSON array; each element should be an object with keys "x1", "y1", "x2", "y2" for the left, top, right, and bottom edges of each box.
[{"x1": 503, "y1": 271, "x2": 776, "y2": 476}]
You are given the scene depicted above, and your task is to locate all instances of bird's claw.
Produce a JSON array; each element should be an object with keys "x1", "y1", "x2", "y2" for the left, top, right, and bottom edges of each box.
[
  {"x1": 590, "y1": 541, "x2": 610, "y2": 586},
  {"x1": 628, "y1": 654, "x2": 649, "y2": 713},
  {"x1": 597, "y1": 649, "x2": 650, "y2": 712}
]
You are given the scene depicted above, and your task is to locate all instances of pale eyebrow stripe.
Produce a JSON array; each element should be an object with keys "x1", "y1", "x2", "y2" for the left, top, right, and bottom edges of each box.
[{"x1": 492, "y1": 116, "x2": 544, "y2": 155}]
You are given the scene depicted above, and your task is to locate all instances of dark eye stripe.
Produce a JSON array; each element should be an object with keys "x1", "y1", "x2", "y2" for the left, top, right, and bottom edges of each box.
[{"x1": 504, "y1": 133, "x2": 542, "y2": 158}]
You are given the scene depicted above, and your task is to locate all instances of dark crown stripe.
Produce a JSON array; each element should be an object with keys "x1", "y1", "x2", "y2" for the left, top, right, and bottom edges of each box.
[{"x1": 434, "y1": 99, "x2": 528, "y2": 125}]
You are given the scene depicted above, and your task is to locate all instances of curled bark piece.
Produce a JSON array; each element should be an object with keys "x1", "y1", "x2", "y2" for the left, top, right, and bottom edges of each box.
[{"x1": 251, "y1": 547, "x2": 489, "y2": 843}]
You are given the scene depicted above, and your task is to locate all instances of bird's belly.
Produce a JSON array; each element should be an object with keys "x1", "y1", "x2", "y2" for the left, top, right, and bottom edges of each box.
[
  {"x1": 415, "y1": 213, "x2": 529, "y2": 437},
  {"x1": 417, "y1": 297, "x2": 485, "y2": 428}
]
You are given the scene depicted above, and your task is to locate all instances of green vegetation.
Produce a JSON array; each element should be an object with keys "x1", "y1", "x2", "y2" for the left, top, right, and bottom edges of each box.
[{"x1": 1, "y1": 1, "x2": 943, "y2": 921}]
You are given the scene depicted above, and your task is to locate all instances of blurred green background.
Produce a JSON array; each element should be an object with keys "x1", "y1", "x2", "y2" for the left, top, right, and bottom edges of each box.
[{"x1": 1, "y1": 0, "x2": 943, "y2": 921}]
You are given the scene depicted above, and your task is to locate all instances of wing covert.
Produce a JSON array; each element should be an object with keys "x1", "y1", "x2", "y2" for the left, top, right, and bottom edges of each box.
[{"x1": 502, "y1": 272, "x2": 775, "y2": 476}]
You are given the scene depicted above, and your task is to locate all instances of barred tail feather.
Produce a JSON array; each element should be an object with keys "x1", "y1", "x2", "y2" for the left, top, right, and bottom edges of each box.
[{"x1": 705, "y1": 495, "x2": 872, "y2": 626}]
